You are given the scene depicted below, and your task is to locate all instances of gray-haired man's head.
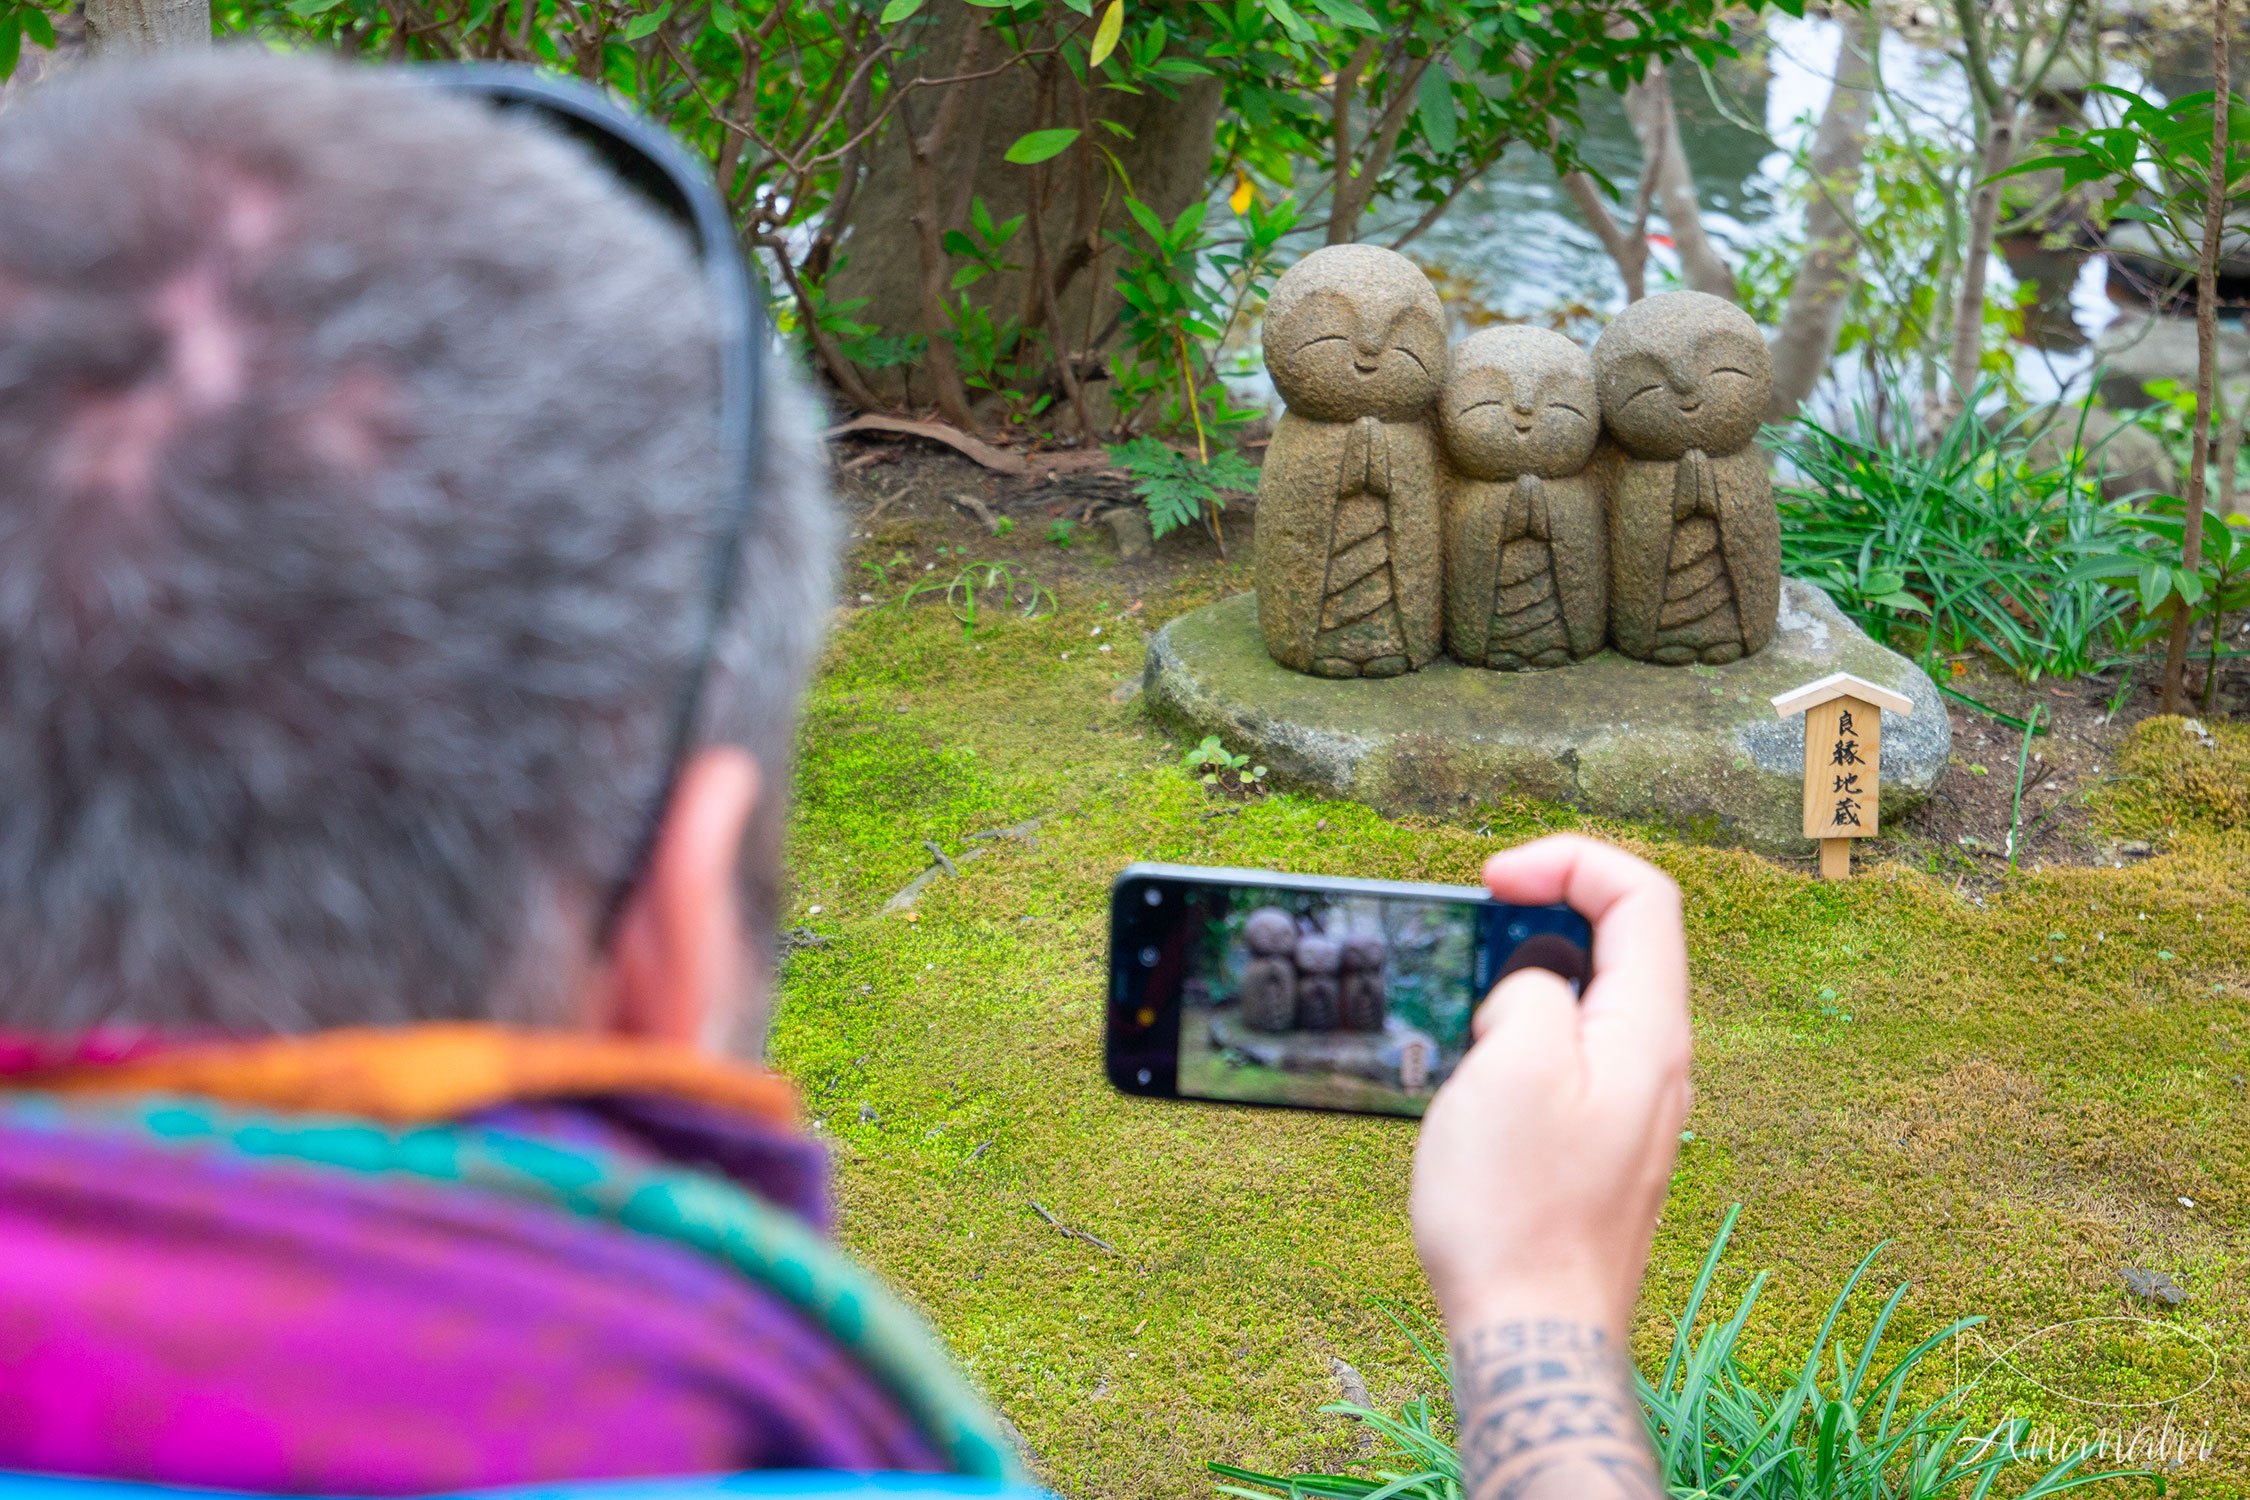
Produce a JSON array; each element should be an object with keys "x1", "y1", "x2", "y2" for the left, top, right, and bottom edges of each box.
[{"x1": 0, "y1": 51, "x2": 835, "y2": 1037}]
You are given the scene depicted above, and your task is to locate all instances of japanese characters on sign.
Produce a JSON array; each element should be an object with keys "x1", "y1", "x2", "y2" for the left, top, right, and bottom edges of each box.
[{"x1": 1803, "y1": 694, "x2": 1880, "y2": 840}]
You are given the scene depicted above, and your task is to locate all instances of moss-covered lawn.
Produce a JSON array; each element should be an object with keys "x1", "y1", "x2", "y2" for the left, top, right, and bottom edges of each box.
[{"x1": 772, "y1": 569, "x2": 2250, "y2": 1498}]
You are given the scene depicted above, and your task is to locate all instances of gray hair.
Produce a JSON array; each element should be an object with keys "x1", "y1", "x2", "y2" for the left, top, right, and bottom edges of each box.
[{"x1": 0, "y1": 50, "x2": 836, "y2": 1035}]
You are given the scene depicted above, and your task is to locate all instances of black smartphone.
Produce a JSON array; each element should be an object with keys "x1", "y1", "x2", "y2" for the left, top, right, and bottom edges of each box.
[{"x1": 1106, "y1": 862, "x2": 1593, "y2": 1118}]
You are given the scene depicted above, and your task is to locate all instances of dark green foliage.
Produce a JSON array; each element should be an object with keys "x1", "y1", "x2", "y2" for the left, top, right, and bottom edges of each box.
[
  {"x1": 1109, "y1": 437, "x2": 1260, "y2": 540},
  {"x1": 1768, "y1": 391, "x2": 2139, "y2": 681}
]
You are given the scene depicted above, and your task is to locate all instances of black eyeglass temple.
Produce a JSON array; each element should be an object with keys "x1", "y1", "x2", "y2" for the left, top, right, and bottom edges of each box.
[{"x1": 418, "y1": 65, "x2": 766, "y2": 951}]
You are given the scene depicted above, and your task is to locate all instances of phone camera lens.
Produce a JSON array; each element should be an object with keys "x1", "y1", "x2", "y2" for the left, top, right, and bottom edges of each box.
[
  {"x1": 1136, "y1": 1068, "x2": 1152, "y2": 1085},
  {"x1": 1506, "y1": 921, "x2": 1529, "y2": 941},
  {"x1": 1138, "y1": 945, "x2": 1160, "y2": 968},
  {"x1": 1143, "y1": 887, "x2": 1162, "y2": 905}
]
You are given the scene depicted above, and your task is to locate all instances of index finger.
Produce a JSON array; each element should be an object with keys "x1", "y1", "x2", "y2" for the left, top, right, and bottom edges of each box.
[{"x1": 1480, "y1": 834, "x2": 1688, "y2": 1069}]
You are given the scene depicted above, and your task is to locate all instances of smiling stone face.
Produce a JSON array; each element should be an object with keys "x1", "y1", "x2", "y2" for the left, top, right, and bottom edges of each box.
[
  {"x1": 1262, "y1": 244, "x2": 1447, "y2": 423},
  {"x1": 1591, "y1": 291, "x2": 1771, "y2": 460},
  {"x1": 1439, "y1": 325, "x2": 1598, "y2": 480}
]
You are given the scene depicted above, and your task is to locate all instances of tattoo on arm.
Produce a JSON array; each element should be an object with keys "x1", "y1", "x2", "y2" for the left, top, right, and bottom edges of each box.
[{"x1": 1452, "y1": 1321, "x2": 1660, "y2": 1500}]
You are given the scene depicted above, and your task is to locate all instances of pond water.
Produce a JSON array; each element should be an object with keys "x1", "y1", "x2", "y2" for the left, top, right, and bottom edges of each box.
[{"x1": 1227, "y1": 15, "x2": 2146, "y2": 415}]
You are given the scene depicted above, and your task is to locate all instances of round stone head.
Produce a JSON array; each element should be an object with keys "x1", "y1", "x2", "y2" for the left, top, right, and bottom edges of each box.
[
  {"x1": 1591, "y1": 291, "x2": 1771, "y2": 460},
  {"x1": 1339, "y1": 934, "x2": 1388, "y2": 973},
  {"x1": 1294, "y1": 934, "x2": 1342, "y2": 975},
  {"x1": 1438, "y1": 325, "x2": 1599, "y2": 480},
  {"x1": 1242, "y1": 907, "x2": 1298, "y2": 956},
  {"x1": 1262, "y1": 244, "x2": 1447, "y2": 423}
]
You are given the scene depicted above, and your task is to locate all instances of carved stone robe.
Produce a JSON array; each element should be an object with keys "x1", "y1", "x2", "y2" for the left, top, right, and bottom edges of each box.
[{"x1": 1255, "y1": 412, "x2": 1443, "y2": 678}]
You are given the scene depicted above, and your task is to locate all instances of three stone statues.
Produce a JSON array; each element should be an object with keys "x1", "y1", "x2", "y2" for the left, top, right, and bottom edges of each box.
[{"x1": 1253, "y1": 245, "x2": 1779, "y2": 676}]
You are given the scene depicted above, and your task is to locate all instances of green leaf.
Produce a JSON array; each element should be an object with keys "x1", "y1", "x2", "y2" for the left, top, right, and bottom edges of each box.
[
  {"x1": 1257, "y1": 0, "x2": 1317, "y2": 44},
  {"x1": 1088, "y1": 0, "x2": 1122, "y2": 66},
  {"x1": 1306, "y1": 0, "x2": 1378, "y2": 29},
  {"x1": 2139, "y1": 560, "x2": 2173, "y2": 614},
  {"x1": 619, "y1": 2, "x2": 671, "y2": 40},
  {"x1": 709, "y1": 2, "x2": 740, "y2": 33},
  {"x1": 0, "y1": 14, "x2": 18, "y2": 81},
  {"x1": 21, "y1": 6, "x2": 54, "y2": 47},
  {"x1": 879, "y1": 0, "x2": 924, "y2": 22},
  {"x1": 1415, "y1": 65, "x2": 1456, "y2": 156},
  {"x1": 941, "y1": 229, "x2": 978, "y2": 258},
  {"x1": 1004, "y1": 128, "x2": 1081, "y2": 165},
  {"x1": 1123, "y1": 195, "x2": 1168, "y2": 243}
]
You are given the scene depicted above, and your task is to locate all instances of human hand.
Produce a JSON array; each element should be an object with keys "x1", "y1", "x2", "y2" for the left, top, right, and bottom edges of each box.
[{"x1": 1410, "y1": 834, "x2": 1691, "y2": 1339}]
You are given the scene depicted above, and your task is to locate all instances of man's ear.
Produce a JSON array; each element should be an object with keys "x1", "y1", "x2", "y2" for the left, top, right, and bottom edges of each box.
[{"x1": 592, "y1": 746, "x2": 762, "y2": 1049}]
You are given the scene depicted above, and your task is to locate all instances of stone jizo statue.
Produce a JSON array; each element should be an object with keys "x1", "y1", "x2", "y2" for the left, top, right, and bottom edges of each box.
[
  {"x1": 1592, "y1": 290, "x2": 1779, "y2": 665},
  {"x1": 1238, "y1": 906, "x2": 1299, "y2": 1033},
  {"x1": 1292, "y1": 933, "x2": 1343, "y2": 1031},
  {"x1": 1338, "y1": 933, "x2": 1389, "y2": 1031},
  {"x1": 1253, "y1": 244, "x2": 1448, "y2": 679},
  {"x1": 1439, "y1": 325, "x2": 1607, "y2": 670}
]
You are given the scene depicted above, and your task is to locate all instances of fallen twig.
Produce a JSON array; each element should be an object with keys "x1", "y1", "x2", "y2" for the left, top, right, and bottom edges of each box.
[
  {"x1": 965, "y1": 816, "x2": 1044, "y2": 848},
  {"x1": 881, "y1": 818, "x2": 1044, "y2": 913},
  {"x1": 948, "y1": 491, "x2": 1002, "y2": 531},
  {"x1": 859, "y1": 484, "x2": 910, "y2": 529},
  {"x1": 1030, "y1": 1199, "x2": 1117, "y2": 1254},
  {"x1": 828, "y1": 413, "x2": 1030, "y2": 474},
  {"x1": 964, "y1": 1139, "x2": 993, "y2": 1165},
  {"x1": 837, "y1": 446, "x2": 902, "y2": 475}
]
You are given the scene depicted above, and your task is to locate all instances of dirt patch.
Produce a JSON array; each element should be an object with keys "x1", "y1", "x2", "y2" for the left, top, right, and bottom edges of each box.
[
  {"x1": 828, "y1": 429, "x2": 2246, "y2": 880},
  {"x1": 1875, "y1": 658, "x2": 2246, "y2": 883},
  {"x1": 831, "y1": 431, "x2": 1242, "y2": 611}
]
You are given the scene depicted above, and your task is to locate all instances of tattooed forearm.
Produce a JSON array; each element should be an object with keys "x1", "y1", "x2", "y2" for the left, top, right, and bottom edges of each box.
[{"x1": 1451, "y1": 1320, "x2": 1660, "y2": 1500}]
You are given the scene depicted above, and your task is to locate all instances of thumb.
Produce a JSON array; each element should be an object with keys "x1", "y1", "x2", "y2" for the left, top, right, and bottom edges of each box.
[{"x1": 1472, "y1": 966, "x2": 1581, "y2": 1074}]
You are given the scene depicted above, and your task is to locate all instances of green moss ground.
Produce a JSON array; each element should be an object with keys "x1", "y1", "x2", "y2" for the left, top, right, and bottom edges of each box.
[{"x1": 773, "y1": 569, "x2": 2250, "y2": 1498}]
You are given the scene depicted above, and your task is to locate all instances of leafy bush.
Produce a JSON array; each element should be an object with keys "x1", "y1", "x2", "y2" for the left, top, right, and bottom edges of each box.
[
  {"x1": 1211, "y1": 1206, "x2": 2152, "y2": 1500},
  {"x1": 1109, "y1": 437, "x2": 1261, "y2": 540},
  {"x1": 1769, "y1": 391, "x2": 2140, "y2": 681}
]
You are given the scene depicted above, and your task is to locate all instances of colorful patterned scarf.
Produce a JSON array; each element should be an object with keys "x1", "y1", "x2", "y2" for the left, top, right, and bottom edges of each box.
[{"x1": 0, "y1": 1027, "x2": 1020, "y2": 1494}]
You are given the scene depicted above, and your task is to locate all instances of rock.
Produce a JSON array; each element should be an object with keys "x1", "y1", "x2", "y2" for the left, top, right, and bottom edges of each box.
[
  {"x1": 1143, "y1": 579, "x2": 1949, "y2": 855},
  {"x1": 1106, "y1": 505, "x2": 1153, "y2": 561},
  {"x1": 1209, "y1": 1008, "x2": 1447, "y2": 1090},
  {"x1": 2092, "y1": 309, "x2": 2250, "y2": 411},
  {"x1": 1440, "y1": 326, "x2": 1607, "y2": 670},
  {"x1": 1328, "y1": 1356, "x2": 1373, "y2": 1411},
  {"x1": 2022, "y1": 404, "x2": 2178, "y2": 500},
  {"x1": 857, "y1": 1102, "x2": 877, "y2": 1124},
  {"x1": 1253, "y1": 245, "x2": 1448, "y2": 678},
  {"x1": 1593, "y1": 291, "x2": 1780, "y2": 665}
]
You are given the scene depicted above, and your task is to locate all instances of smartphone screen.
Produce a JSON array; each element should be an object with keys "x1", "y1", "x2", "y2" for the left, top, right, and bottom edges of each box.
[{"x1": 1106, "y1": 862, "x2": 1592, "y2": 1118}]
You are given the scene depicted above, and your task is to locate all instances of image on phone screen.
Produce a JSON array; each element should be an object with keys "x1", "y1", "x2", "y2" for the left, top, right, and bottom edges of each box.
[{"x1": 1108, "y1": 866, "x2": 1591, "y2": 1118}]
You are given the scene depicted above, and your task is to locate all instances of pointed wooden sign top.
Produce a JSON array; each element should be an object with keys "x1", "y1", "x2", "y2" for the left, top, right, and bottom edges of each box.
[
  {"x1": 1771, "y1": 673, "x2": 1913, "y2": 880},
  {"x1": 1769, "y1": 672, "x2": 1915, "y2": 722}
]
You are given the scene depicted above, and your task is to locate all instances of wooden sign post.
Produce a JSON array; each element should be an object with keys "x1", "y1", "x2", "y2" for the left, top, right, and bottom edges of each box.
[{"x1": 1770, "y1": 673, "x2": 1915, "y2": 880}]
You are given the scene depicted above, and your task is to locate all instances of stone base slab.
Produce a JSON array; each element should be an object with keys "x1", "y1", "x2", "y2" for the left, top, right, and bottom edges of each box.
[{"x1": 1142, "y1": 580, "x2": 1950, "y2": 855}]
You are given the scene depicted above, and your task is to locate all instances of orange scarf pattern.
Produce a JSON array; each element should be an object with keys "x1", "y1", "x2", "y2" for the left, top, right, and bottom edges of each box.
[{"x1": 6, "y1": 1022, "x2": 798, "y2": 1127}]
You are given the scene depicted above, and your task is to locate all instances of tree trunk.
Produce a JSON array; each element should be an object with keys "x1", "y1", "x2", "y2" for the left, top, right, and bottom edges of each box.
[
  {"x1": 1767, "y1": 6, "x2": 1880, "y2": 421},
  {"x1": 2162, "y1": 0, "x2": 2229, "y2": 714},
  {"x1": 825, "y1": 1, "x2": 1223, "y2": 423},
  {"x1": 1947, "y1": 110, "x2": 2017, "y2": 406},
  {"x1": 85, "y1": 0, "x2": 208, "y2": 53},
  {"x1": 1622, "y1": 60, "x2": 1736, "y2": 300},
  {"x1": 1563, "y1": 170, "x2": 1651, "y2": 303}
]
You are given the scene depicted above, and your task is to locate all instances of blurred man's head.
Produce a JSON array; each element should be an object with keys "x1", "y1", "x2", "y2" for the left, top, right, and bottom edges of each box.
[{"x1": 0, "y1": 52, "x2": 834, "y2": 1045}]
